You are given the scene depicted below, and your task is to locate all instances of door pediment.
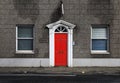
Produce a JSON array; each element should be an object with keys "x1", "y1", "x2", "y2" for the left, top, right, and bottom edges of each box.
[{"x1": 46, "y1": 20, "x2": 76, "y2": 29}]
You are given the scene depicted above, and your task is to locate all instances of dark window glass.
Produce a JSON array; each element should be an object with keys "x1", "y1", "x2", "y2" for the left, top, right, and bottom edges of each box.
[
  {"x1": 18, "y1": 39, "x2": 33, "y2": 50},
  {"x1": 55, "y1": 26, "x2": 67, "y2": 32},
  {"x1": 18, "y1": 27, "x2": 33, "y2": 38},
  {"x1": 92, "y1": 39, "x2": 107, "y2": 50}
]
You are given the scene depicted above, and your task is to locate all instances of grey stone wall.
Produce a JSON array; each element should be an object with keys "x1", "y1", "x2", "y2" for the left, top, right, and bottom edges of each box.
[{"x1": 0, "y1": 0, "x2": 120, "y2": 58}]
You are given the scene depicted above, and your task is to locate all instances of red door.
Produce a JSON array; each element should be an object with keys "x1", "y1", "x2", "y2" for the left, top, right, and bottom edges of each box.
[{"x1": 55, "y1": 33, "x2": 68, "y2": 66}]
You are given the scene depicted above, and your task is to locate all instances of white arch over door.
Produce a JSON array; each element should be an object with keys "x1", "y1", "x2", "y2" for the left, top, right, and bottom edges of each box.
[{"x1": 46, "y1": 20, "x2": 76, "y2": 67}]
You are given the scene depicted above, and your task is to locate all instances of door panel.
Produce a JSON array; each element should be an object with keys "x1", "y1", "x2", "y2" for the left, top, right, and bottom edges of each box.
[{"x1": 55, "y1": 33, "x2": 68, "y2": 66}]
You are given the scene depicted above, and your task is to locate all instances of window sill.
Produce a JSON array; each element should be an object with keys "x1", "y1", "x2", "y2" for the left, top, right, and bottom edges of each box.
[
  {"x1": 91, "y1": 51, "x2": 110, "y2": 55},
  {"x1": 16, "y1": 51, "x2": 34, "y2": 54}
]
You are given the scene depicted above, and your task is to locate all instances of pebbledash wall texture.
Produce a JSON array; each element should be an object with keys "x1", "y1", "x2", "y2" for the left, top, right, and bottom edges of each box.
[{"x1": 0, "y1": 0, "x2": 120, "y2": 67}]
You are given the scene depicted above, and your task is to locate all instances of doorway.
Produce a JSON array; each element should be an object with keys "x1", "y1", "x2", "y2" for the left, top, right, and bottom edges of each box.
[{"x1": 54, "y1": 26, "x2": 68, "y2": 66}]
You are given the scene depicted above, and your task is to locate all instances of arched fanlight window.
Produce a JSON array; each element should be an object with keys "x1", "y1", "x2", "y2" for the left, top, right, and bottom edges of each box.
[{"x1": 55, "y1": 26, "x2": 68, "y2": 32}]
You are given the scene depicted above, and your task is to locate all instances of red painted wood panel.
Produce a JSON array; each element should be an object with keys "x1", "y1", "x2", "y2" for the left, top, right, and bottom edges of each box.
[{"x1": 55, "y1": 33, "x2": 68, "y2": 66}]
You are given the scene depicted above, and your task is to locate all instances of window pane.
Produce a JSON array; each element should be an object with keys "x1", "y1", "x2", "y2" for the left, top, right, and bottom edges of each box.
[
  {"x1": 92, "y1": 39, "x2": 107, "y2": 50},
  {"x1": 55, "y1": 26, "x2": 68, "y2": 32},
  {"x1": 55, "y1": 29, "x2": 59, "y2": 32},
  {"x1": 92, "y1": 28, "x2": 107, "y2": 39},
  {"x1": 18, "y1": 27, "x2": 33, "y2": 37},
  {"x1": 18, "y1": 39, "x2": 33, "y2": 50}
]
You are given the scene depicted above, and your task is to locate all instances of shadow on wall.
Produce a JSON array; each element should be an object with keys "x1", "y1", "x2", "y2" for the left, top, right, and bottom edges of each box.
[
  {"x1": 13, "y1": 0, "x2": 40, "y2": 21},
  {"x1": 50, "y1": 1, "x2": 63, "y2": 23},
  {"x1": 87, "y1": 0, "x2": 114, "y2": 24}
]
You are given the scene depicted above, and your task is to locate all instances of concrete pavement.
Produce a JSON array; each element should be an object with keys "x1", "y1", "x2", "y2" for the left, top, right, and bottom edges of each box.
[{"x1": 0, "y1": 67, "x2": 120, "y2": 75}]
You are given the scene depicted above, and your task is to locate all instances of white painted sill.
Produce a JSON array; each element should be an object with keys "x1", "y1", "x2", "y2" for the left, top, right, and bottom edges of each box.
[
  {"x1": 16, "y1": 51, "x2": 34, "y2": 54},
  {"x1": 91, "y1": 51, "x2": 110, "y2": 55}
]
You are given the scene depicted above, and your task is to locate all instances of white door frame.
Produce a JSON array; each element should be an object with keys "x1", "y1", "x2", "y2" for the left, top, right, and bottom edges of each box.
[{"x1": 46, "y1": 20, "x2": 76, "y2": 67}]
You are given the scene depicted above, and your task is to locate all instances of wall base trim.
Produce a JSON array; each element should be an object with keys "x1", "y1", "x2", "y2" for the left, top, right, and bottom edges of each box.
[
  {"x1": 73, "y1": 58, "x2": 120, "y2": 67},
  {"x1": 0, "y1": 58, "x2": 49, "y2": 67}
]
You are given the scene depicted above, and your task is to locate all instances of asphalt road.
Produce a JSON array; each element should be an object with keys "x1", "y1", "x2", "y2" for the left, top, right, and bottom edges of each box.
[{"x1": 0, "y1": 75, "x2": 119, "y2": 83}]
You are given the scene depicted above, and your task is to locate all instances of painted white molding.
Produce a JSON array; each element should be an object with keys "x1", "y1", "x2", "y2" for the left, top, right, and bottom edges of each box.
[
  {"x1": 73, "y1": 59, "x2": 120, "y2": 67},
  {"x1": 47, "y1": 20, "x2": 76, "y2": 67},
  {"x1": 0, "y1": 58, "x2": 49, "y2": 67}
]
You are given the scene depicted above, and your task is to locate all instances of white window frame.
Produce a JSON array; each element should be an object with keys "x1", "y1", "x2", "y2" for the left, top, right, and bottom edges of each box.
[
  {"x1": 16, "y1": 26, "x2": 34, "y2": 54},
  {"x1": 91, "y1": 26, "x2": 110, "y2": 54}
]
